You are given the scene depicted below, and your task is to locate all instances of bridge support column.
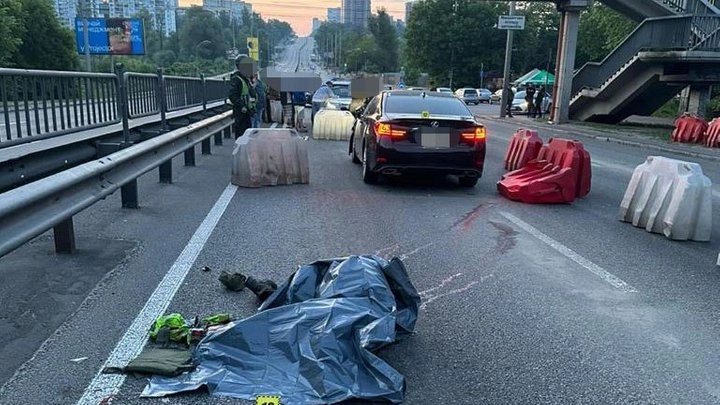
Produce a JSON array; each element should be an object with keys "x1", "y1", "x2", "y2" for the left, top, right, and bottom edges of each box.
[
  {"x1": 53, "y1": 217, "x2": 76, "y2": 254},
  {"x1": 551, "y1": 0, "x2": 589, "y2": 124},
  {"x1": 214, "y1": 131, "x2": 223, "y2": 145},
  {"x1": 678, "y1": 85, "x2": 712, "y2": 118}
]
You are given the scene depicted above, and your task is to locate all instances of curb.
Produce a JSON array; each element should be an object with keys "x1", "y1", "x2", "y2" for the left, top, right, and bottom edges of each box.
[{"x1": 480, "y1": 115, "x2": 720, "y2": 163}]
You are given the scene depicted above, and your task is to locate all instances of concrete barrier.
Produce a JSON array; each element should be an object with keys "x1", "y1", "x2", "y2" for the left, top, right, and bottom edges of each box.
[
  {"x1": 312, "y1": 109, "x2": 355, "y2": 141},
  {"x1": 231, "y1": 128, "x2": 310, "y2": 188},
  {"x1": 618, "y1": 156, "x2": 711, "y2": 241}
]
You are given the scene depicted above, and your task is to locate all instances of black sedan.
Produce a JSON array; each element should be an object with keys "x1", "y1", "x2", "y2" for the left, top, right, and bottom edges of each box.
[{"x1": 348, "y1": 90, "x2": 487, "y2": 187}]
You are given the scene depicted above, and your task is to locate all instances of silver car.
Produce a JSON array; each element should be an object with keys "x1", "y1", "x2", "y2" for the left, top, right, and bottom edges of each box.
[
  {"x1": 511, "y1": 90, "x2": 552, "y2": 114},
  {"x1": 476, "y1": 88, "x2": 492, "y2": 103},
  {"x1": 455, "y1": 88, "x2": 480, "y2": 105}
]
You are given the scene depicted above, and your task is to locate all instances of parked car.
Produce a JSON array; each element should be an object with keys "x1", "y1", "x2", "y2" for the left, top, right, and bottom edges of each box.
[
  {"x1": 455, "y1": 88, "x2": 480, "y2": 105},
  {"x1": 476, "y1": 88, "x2": 492, "y2": 103},
  {"x1": 434, "y1": 87, "x2": 453, "y2": 94},
  {"x1": 324, "y1": 80, "x2": 352, "y2": 110},
  {"x1": 490, "y1": 89, "x2": 503, "y2": 104},
  {"x1": 348, "y1": 90, "x2": 487, "y2": 187},
  {"x1": 511, "y1": 90, "x2": 552, "y2": 114}
]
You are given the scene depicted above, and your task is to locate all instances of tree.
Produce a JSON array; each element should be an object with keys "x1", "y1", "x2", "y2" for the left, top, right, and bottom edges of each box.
[
  {"x1": 405, "y1": 0, "x2": 506, "y2": 87},
  {"x1": 178, "y1": 6, "x2": 227, "y2": 60},
  {"x1": 11, "y1": 0, "x2": 77, "y2": 70},
  {"x1": 0, "y1": 0, "x2": 26, "y2": 66},
  {"x1": 577, "y1": 3, "x2": 637, "y2": 67},
  {"x1": 368, "y1": 9, "x2": 399, "y2": 72}
]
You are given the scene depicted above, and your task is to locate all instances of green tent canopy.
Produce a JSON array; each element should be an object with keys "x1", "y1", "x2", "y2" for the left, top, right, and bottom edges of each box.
[{"x1": 517, "y1": 69, "x2": 555, "y2": 86}]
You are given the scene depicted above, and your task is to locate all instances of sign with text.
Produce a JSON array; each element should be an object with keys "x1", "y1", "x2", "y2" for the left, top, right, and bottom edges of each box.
[
  {"x1": 75, "y1": 18, "x2": 146, "y2": 55},
  {"x1": 498, "y1": 15, "x2": 526, "y2": 30}
]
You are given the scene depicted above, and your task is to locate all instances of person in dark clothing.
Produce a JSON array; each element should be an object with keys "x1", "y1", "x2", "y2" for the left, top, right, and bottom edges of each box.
[
  {"x1": 526, "y1": 84, "x2": 536, "y2": 118},
  {"x1": 228, "y1": 56, "x2": 258, "y2": 139},
  {"x1": 505, "y1": 87, "x2": 514, "y2": 117},
  {"x1": 534, "y1": 85, "x2": 547, "y2": 119}
]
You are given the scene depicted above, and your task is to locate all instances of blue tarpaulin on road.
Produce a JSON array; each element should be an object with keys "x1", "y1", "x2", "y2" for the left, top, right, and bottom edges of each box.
[{"x1": 141, "y1": 255, "x2": 421, "y2": 404}]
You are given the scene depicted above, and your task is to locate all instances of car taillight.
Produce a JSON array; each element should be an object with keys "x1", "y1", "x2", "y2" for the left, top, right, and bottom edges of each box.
[
  {"x1": 461, "y1": 126, "x2": 487, "y2": 141},
  {"x1": 374, "y1": 121, "x2": 406, "y2": 138}
]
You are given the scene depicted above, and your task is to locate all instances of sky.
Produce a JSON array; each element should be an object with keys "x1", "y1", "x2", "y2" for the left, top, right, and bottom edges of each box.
[{"x1": 179, "y1": 0, "x2": 409, "y2": 36}]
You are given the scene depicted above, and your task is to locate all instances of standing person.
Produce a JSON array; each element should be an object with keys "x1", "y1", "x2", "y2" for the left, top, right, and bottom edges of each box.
[
  {"x1": 228, "y1": 56, "x2": 258, "y2": 138},
  {"x1": 526, "y1": 84, "x2": 536, "y2": 118},
  {"x1": 534, "y1": 85, "x2": 546, "y2": 119},
  {"x1": 505, "y1": 87, "x2": 514, "y2": 117},
  {"x1": 311, "y1": 81, "x2": 335, "y2": 122},
  {"x1": 251, "y1": 73, "x2": 267, "y2": 128}
]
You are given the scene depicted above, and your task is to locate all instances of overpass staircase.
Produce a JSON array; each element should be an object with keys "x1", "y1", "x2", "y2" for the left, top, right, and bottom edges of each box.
[{"x1": 569, "y1": 0, "x2": 720, "y2": 123}]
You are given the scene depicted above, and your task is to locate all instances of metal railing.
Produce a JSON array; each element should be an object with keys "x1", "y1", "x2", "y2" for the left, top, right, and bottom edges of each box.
[
  {"x1": 0, "y1": 69, "x2": 119, "y2": 143},
  {"x1": 1, "y1": 66, "x2": 229, "y2": 147},
  {"x1": 572, "y1": 15, "x2": 720, "y2": 97}
]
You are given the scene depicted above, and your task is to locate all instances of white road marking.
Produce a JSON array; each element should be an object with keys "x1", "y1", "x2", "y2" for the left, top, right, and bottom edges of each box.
[
  {"x1": 499, "y1": 212, "x2": 638, "y2": 293},
  {"x1": 76, "y1": 183, "x2": 239, "y2": 404}
]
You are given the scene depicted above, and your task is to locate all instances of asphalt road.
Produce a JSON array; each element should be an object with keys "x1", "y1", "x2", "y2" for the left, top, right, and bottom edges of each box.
[{"x1": 3, "y1": 41, "x2": 720, "y2": 405}]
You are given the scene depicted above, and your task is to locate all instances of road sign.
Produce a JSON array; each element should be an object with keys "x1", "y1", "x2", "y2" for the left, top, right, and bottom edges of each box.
[{"x1": 498, "y1": 15, "x2": 526, "y2": 30}]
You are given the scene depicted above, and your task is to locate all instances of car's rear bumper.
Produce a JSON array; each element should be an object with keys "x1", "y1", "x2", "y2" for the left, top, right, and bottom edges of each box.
[{"x1": 374, "y1": 143, "x2": 485, "y2": 177}]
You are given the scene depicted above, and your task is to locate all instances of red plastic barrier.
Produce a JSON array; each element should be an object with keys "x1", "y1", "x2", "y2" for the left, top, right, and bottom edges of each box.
[
  {"x1": 704, "y1": 118, "x2": 720, "y2": 148},
  {"x1": 497, "y1": 138, "x2": 592, "y2": 204},
  {"x1": 503, "y1": 129, "x2": 543, "y2": 171},
  {"x1": 671, "y1": 113, "x2": 708, "y2": 144}
]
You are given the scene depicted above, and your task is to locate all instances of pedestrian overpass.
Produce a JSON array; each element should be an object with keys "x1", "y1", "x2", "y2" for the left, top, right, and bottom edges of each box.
[{"x1": 560, "y1": 0, "x2": 720, "y2": 123}]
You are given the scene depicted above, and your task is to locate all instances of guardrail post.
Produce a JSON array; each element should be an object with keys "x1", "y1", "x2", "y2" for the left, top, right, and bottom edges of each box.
[
  {"x1": 201, "y1": 73, "x2": 207, "y2": 112},
  {"x1": 185, "y1": 147, "x2": 196, "y2": 166},
  {"x1": 121, "y1": 179, "x2": 139, "y2": 208},
  {"x1": 115, "y1": 63, "x2": 130, "y2": 144},
  {"x1": 53, "y1": 217, "x2": 76, "y2": 254},
  {"x1": 157, "y1": 68, "x2": 172, "y2": 183}
]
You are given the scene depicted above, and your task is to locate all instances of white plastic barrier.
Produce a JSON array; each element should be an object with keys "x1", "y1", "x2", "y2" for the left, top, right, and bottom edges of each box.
[
  {"x1": 269, "y1": 100, "x2": 283, "y2": 123},
  {"x1": 294, "y1": 106, "x2": 310, "y2": 132},
  {"x1": 618, "y1": 156, "x2": 712, "y2": 241},
  {"x1": 231, "y1": 128, "x2": 310, "y2": 188},
  {"x1": 312, "y1": 109, "x2": 355, "y2": 141}
]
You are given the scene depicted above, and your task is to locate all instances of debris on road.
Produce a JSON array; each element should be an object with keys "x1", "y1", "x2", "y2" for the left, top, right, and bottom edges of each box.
[
  {"x1": 103, "y1": 347, "x2": 194, "y2": 377},
  {"x1": 218, "y1": 270, "x2": 247, "y2": 291},
  {"x1": 141, "y1": 255, "x2": 421, "y2": 404},
  {"x1": 70, "y1": 357, "x2": 88, "y2": 363}
]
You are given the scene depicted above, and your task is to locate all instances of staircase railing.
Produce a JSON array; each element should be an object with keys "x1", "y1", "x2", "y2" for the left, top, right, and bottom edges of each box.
[{"x1": 572, "y1": 15, "x2": 720, "y2": 97}]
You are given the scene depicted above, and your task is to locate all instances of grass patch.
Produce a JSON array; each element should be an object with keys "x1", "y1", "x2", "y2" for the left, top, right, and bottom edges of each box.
[{"x1": 571, "y1": 120, "x2": 673, "y2": 142}]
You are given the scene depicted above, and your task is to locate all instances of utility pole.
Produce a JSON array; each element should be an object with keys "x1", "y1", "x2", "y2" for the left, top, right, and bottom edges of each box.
[{"x1": 500, "y1": 1, "x2": 516, "y2": 118}]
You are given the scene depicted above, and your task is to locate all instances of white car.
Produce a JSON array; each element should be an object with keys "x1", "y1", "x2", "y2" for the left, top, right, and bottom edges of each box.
[
  {"x1": 435, "y1": 87, "x2": 453, "y2": 94},
  {"x1": 511, "y1": 90, "x2": 552, "y2": 114},
  {"x1": 324, "y1": 80, "x2": 352, "y2": 110},
  {"x1": 476, "y1": 88, "x2": 492, "y2": 103}
]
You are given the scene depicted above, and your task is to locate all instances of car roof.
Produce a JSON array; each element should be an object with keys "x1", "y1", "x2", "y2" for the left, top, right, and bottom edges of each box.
[{"x1": 383, "y1": 90, "x2": 457, "y2": 98}]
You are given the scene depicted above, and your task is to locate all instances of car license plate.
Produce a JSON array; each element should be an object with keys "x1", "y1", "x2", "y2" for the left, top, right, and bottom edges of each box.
[{"x1": 421, "y1": 129, "x2": 449, "y2": 148}]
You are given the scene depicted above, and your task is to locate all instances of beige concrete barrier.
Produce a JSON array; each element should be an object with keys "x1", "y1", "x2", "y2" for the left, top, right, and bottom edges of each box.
[
  {"x1": 312, "y1": 109, "x2": 355, "y2": 141},
  {"x1": 618, "y1": 156, "x2": 711, "y2": 241},
  {"x1": 231, "y1": 128, "x2": 310, "y2": 188}
]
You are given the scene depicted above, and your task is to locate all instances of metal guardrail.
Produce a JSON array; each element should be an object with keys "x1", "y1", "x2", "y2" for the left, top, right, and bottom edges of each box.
[
  {"x1": 0, "y1": 110, "x2": 234, "y2": 258},
  {"x1": 572, "y1": 15, "x2": 720, "y2": 97},
  {"x1": 1, "y1": 66, "x2": 229, "y2": 147}
]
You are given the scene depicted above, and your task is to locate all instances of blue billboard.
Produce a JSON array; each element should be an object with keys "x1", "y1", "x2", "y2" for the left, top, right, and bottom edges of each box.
[{"x1": 75, "y1": 18, "x2": 145, "y2": 55}]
